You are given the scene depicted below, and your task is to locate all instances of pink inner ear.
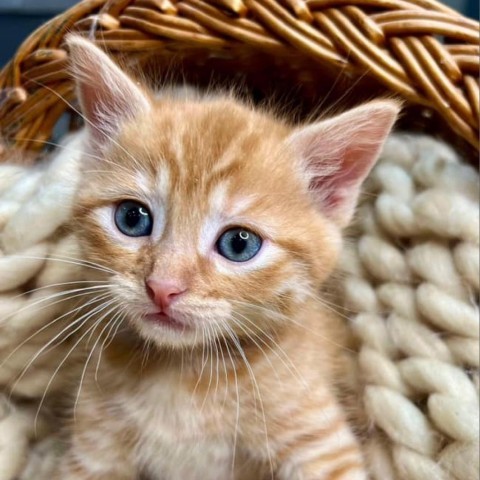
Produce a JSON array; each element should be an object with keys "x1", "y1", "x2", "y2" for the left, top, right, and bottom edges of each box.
[
  {"x1": 311, "y1": 155, "x2": 366, "y2": 211},
  {"x1": 67, "y1": 35, "x2": 150, "y2": 147},
  {"x1": 78, "y1": 79, "x2": 114, "y2": 142},
  {"x1": 289, "y1": 101, "x2": 400, "y2": 226}
]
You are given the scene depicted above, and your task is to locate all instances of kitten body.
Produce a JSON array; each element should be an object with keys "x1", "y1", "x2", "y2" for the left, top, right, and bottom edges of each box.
[
  {"x1": 67, "y1": 301, "x2": 358, "y2": 480},
  {"x1": 51, "y1": 36, "x2": 400, "y2": 480}
]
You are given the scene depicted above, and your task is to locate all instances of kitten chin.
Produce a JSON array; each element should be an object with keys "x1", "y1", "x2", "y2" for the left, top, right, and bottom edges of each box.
[{"x1": 51, "y1": 35, "x2": 400, "y2": 480}]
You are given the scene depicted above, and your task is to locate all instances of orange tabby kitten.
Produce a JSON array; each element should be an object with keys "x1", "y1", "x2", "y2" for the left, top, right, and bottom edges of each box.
[{"x1": 53, "y1": 35, "x2": 399, "y2": 480}]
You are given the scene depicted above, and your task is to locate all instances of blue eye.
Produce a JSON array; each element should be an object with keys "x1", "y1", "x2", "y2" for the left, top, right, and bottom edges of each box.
[
  {"x1": 216, "y1": 227, "x2": 262, "y2": 262},
  {"x1": 115, "y1": 201, "x2": 152, "y2": 237}
]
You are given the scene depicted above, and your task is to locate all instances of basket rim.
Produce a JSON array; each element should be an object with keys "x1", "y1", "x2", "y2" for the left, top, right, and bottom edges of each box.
[{"x1": 0, "y1": 0, "x2": 478, "y2": 158}]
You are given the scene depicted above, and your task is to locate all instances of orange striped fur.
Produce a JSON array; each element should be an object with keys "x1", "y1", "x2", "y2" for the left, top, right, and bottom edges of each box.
[{"x1": 53, "y1": 36, "x2": 399, "y2": 479}]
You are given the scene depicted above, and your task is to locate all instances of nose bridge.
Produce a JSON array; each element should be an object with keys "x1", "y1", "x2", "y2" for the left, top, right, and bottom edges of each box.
[
  {"x1": 151, "y1": 184, "x2": 206, "y2": 280},
  {"x1": 150, "y1": 235, "x2": 196, "y2": 283}
]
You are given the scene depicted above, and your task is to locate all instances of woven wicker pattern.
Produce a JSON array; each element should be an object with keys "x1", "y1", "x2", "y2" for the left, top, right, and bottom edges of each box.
[
  {"x1": 0, "y1": 1, "x2": 479, "y2": 479},
  {"x1": 0, "y1": 0, "x2": 478, "y2": 156}
]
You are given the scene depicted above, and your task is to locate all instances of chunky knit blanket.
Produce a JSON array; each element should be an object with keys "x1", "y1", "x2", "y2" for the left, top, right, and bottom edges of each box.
[{"x1": 0, "y1": 134, "x2": 478, "y2": 480}]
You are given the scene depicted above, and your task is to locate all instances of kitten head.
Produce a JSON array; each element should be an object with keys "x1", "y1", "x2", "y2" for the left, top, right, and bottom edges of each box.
[{"x1": 68, "y1": 36, "x2": 400, "y2": 348}]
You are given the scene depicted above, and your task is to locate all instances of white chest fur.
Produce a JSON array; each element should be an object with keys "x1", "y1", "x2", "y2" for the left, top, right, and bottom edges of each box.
[{"x1": 104, "y1": 366, "x2": 246, "y2": 480}]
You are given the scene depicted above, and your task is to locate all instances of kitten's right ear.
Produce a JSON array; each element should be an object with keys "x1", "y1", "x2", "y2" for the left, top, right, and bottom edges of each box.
[{"x1": 67, "y1": 35, "x2": 151, "y2": 147}]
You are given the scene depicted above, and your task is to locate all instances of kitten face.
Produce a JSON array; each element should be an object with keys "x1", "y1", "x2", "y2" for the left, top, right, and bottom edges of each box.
[
  {"x1": 67, "y1": 35, "x2": 399, "y2": 349},
  {"x1": 75, "y1": 99, "x2": 340, "y2": 347}
]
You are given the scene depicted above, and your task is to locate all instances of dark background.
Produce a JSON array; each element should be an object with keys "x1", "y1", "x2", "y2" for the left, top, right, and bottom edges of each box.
[{"x1": 0, "y1": 0, "x2": 478, "y2": 67}]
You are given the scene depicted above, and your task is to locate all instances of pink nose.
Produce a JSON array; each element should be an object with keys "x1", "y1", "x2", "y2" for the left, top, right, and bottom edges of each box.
[{"x1": 146, "y1": 279, "x2": 186, "y2": 311}]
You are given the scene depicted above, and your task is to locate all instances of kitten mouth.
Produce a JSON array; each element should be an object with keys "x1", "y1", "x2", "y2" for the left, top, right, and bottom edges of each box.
[{"x1": 145, "y1": 312, "x2": 187, "y2": 331}]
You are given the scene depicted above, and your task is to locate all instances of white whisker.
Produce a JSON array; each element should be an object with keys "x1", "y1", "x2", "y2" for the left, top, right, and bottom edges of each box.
[
  {"x1": 218, "y1": 328, "x2": 240, "y2": 477},
  {"x1": 221, "y1": 322, "x2": 274, "y2": 480},
  {"x1": 9, "y1": 279, "x2": 111, "y2": 301},
  {"x1": 74, "y1": 302, "x2": 122, "y2": 418},
  {"x1": 0, "y1": 288, "x2": 114, "y2": 371},
  {"x1": 95, "y1": 308, "x2": 128, "y2": 383},
  {"x1": 33, "y1": 297, "x2": 119, "y2": 432},
  {"x1": 9, "y1": 294, "x2": 115, "y2": 397},
  {"x1": 232, "y1": 299, "x2": 354, "y2": 353},
  {"x1": 10, "y1": 254, "x2": 118, "y2": 275},
  {"x1": 230, "y1": 309, "x2": 308, "y2": 389}
]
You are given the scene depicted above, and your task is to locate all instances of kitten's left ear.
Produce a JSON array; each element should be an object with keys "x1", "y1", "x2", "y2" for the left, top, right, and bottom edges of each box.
[
  {"x1": 288, "y1": 100, "x2": 401, "y2": 227},
  {"x1": 67, "y1": 35, "x2": 151, "y2": 147}
]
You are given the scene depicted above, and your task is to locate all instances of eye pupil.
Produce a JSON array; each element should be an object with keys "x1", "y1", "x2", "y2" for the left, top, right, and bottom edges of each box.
[
  {"x1": 115, "y1": 201, "x2": 153, "y2": 237},
  {"x1": 126, "y1": 209, "x2": 140, "y2": 228},
  {"x1": 231, "y1": 232, "x2": 248, "y2": 254},
  {"x1": 216, "y1": 228, "x2": 262, "y2": 262}
]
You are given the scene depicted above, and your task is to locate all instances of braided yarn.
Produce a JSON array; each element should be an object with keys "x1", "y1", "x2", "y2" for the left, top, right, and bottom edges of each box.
[
  {"x1": 340, "y1": 134, "x2": 479, "y2": 480},
  {"x1": 0, "y1": 133, "x2": 477, "y2": 479},
  {"x1": 0, "y1": 136, "x2": 84, "y2": 479}
]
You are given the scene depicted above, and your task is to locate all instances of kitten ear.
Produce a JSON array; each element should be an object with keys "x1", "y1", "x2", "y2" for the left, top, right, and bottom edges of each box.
[
  {"x1": 66, "y1": 35, "x2": 151, "y2": 146},
  {"x1": 288, "y1": 101, "x2": 400, "y2": 227}
]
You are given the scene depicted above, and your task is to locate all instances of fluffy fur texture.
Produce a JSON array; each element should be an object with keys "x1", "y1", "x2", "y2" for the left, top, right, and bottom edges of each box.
[
  {"x1": 1, "y1": 134, "x2": 477, "y2": 480},
  {"x1": 4, "y1": 36, "x2": 400, "y2": 480},
  {"x1": 48, "y1": 36, "x2": 400, "y2": 479}
]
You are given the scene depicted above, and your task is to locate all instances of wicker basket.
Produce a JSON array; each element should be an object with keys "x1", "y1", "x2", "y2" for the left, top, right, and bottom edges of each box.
[
  {"x1": 0, "y1": 1, "x2": 478, "y2": 480},
  {"x1": 0, "y1": 0, "x2": 478, "y2": 160}
]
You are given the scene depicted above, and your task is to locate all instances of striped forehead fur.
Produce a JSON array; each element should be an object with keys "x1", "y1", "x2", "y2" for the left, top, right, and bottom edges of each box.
[{"x1": 76, "y1": 92, "x2": 341, "y2": 279}]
